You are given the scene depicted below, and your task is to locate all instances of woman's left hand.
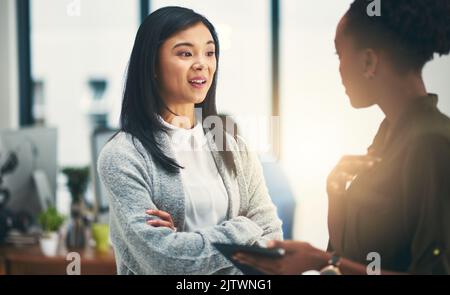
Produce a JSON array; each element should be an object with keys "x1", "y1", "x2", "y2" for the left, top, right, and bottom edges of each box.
[
  {"x1": 146, "y1": 209, "x2": 177, "y2": 231},
  {"x1": 233, "y1": 240, "x2": 328, "y2": 275}
]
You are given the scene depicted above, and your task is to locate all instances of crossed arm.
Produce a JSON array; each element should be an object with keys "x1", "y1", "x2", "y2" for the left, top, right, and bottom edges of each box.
[{"x1": 98, "y1": 136, "x2": 282, "y2": 274}]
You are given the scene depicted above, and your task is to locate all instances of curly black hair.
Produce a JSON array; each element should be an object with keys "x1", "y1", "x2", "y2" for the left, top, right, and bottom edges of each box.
[{"x1": 344, "y1": 0, "x2": 450, "y2": 72}]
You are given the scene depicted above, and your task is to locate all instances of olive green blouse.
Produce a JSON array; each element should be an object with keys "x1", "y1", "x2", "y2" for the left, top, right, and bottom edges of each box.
[{"x1": 329, "y1": 94, "x2": 450, "y2": 274}]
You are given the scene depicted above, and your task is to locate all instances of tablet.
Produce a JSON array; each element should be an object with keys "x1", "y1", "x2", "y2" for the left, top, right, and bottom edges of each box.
[{"x1": 213, "y1": 243, "x2": 285, "y2": 275}]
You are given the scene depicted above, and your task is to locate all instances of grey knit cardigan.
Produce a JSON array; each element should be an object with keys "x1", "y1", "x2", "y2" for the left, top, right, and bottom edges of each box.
[{"x1": 97, "y1": 130, "x2": 283, "y2": 275}]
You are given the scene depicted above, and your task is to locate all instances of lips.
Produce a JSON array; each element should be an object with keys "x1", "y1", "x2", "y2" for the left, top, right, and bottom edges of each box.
[{"x1": 188, "y1": 76, "x2": 207, "y2": 88}]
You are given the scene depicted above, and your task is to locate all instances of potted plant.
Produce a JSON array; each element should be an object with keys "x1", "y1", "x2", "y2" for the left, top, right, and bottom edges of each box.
[
  {"x1": 62, "y1": 166, "x2": 90, "y2": 250},
  {"x1": 38, "y1": 207, "x2": 65, "y2": 256}
]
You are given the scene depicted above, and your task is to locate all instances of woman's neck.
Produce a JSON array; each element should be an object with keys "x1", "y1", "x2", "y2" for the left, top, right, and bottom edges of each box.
[
  {"x1": 160, "y1": 103, "x2": 196, "y2": 129},
  {"x1": 377, "y1": 72, "x2": 427, "y2": 125}
]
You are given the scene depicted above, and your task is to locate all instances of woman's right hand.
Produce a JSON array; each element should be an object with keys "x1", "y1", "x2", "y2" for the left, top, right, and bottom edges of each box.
[
  {"x1": 327, "y1": 154, "x2": 381, "y2": 199},
  {"x1": 146, "y1": 209, "x2": 177, "y2": 231},
  {"x1": 234, "y1": 240, "x2": 327, "y2": 275},
  {"x1": 327, "y1": 154, "x2": 380, "y2": 248}
]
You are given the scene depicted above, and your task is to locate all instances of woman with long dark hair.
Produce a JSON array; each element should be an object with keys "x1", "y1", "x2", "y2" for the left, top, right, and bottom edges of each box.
[
  {"x1": 234, "y1": 0, "x2": 450, "y2": 275},
  {"x1": 98, "y1": 6, "x2": 282, "y2": 275}
]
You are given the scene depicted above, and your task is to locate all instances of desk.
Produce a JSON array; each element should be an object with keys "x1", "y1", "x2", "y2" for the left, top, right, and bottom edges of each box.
[{"x1": 0, "y1": 244, "x2": 116, "y2": 275}]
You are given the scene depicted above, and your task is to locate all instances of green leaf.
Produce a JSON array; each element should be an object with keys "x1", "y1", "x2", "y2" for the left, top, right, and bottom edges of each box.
[{"x1": 38, "y1": 207, "x2": 66, "y2": 233}]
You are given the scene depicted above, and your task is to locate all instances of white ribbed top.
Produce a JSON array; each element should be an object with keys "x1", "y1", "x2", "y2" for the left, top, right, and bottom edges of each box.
[{"x1": 160, "y1": 117, "x2": 229, "y2": 231}]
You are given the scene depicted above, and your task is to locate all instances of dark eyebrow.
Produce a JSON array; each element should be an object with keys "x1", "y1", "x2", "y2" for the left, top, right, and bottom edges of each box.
[
  {"x1": 172, "y1": 40, "x2": 215, "y2": 50},
  {"x1": 173, "y1": 42, "x2": 193, "y2": 49}
]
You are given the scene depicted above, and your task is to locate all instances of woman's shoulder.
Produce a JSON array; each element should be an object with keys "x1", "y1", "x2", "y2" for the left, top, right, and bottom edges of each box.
[
  {"x1": 100, "y1": 131, "x2": 140, "y2": 156},
  {"x1": 410, "y1": 100, "x2": 450, "y2": 137},
  {"x1": 98, "y1": 131, "x2": 151, "y2": 171}
]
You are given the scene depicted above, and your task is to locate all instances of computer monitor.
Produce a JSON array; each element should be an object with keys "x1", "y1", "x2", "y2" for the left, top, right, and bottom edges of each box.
[
  {"x1": 90, "y1": 128, "x2": 117, "y2": 223},
  {"x1": 0, "y1": 127, "x2": 57, "y2": 222}
]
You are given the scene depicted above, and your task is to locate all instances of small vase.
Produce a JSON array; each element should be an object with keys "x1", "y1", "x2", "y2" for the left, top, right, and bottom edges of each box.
[
  {"x1": 40, "y1": 232, "x2": 59, "y2": 256},
  {"x1": 66, "y1": 201, "x2": 87, "y2": 250},
  {"x1": 92, "y1": 223, "x2": 110, "y2": 253}
]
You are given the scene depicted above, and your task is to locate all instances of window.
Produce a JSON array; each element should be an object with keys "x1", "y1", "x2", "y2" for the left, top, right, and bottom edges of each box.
[
  {"x1": 30, "y1": 0, "x2": 139, "y2": 166},
  {"x1": 280, "y1": 0, "x2": 450, "y2": 246},
  {"x1": 279, "y1": 0, "x2": 383, "y2": 247}
]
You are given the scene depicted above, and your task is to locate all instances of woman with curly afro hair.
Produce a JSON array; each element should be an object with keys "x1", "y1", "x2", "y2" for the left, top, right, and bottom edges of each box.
[{"x1": 234, "y1": 0, "x2": 450, "y2": 275}]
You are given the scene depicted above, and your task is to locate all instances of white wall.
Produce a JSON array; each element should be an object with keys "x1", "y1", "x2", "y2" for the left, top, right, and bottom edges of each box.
[{"x1": 0, "y1": 0, "x2": 19, "y2": 130}]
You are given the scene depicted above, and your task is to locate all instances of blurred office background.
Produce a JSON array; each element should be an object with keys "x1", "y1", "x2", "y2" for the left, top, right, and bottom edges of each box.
[{"x1": 1, "y1": 0, "x2": 449, "y2": 251}]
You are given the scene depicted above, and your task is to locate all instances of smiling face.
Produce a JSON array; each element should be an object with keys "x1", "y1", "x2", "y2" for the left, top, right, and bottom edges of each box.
[
  {"x1": 335, "y1": 16, "x2": 378, "y2": 108},
  {"x1": 156, "y1": 22, "x2": 217, "y2": 109}
]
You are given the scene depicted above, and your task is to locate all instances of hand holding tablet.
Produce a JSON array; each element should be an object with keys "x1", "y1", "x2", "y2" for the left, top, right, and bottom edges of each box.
[{"x1": 213, "y1": 243, "x2": 285, "y2": 275}]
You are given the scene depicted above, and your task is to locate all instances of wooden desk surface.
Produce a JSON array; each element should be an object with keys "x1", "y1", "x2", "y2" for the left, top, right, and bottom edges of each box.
[{"x1": 0, "y1": 244, "x2": 116, "y2": 275}]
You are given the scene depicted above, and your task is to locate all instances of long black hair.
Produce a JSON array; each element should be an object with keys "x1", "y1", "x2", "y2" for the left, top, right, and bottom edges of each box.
[
  {"x1": 120, "y1": 6, "x2": 235, "y2": 174},
  {"x1": 344, "y1": 0, "x2": 450, "y2": 72}
]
